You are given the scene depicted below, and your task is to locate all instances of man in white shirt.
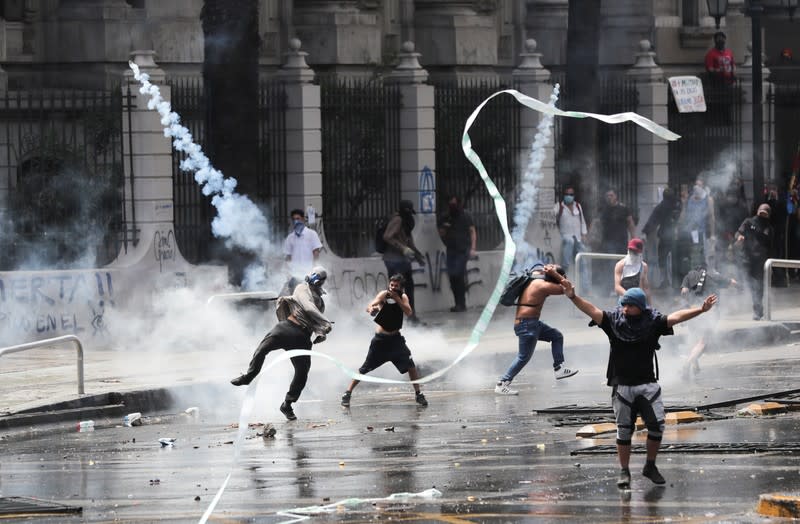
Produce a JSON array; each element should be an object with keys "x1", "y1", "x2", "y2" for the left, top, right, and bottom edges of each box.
[
  {"x1": 553, "y1": 185, "x2": 589, "y2": 284},
  {"x1": 284, "y1": 209, "x2": 323, "y2": 291}
]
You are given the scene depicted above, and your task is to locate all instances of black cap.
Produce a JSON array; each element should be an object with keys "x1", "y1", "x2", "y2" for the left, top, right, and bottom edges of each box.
[{"x1": 399, "y1": 200, "x2": 416, "y2": 214}]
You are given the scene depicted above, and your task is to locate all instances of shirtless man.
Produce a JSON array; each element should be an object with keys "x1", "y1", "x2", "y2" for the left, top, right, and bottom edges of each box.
[
  {"x1": 495, "y1": 264, "x2": 579, "y2": 395},
  {"x1": 340, "y1": 274, "x2": 428, "y2": 407}
]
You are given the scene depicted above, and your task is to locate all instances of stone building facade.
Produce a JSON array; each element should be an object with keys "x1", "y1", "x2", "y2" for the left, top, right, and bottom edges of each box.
[{"x1": 0, "y1": 0, "x2": 797, "y2": 342}]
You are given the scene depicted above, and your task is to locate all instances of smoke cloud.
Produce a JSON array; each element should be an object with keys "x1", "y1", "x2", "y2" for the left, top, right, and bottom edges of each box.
[{"x1": 511, "y1": 85, "x2": 559, "y2": 268}]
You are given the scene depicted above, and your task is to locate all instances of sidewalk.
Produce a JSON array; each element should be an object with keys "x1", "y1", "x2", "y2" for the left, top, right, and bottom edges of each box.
[{"x1": 1, "y1": 286, "x2": 797, "y2": 427}]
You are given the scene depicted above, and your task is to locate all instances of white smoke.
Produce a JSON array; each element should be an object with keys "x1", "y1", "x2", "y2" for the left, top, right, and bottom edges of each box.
[
  {"x1": 129, "y1": 62, "x2": 273, "y2": 260},
  {"x1": 510, "y1": 84, "x2": 559, "y2": 268}
]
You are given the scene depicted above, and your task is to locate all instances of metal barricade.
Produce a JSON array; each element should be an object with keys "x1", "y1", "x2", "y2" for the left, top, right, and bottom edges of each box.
[
  {"x1": 763, "y1": 259, "x2": 800, "y2": 321},
  {"x1": 0, "y1": 335, "x2": 85, "y2": 395},
  {"x1": 574, "y1": 251, "x2": 625, "y2": 298}
]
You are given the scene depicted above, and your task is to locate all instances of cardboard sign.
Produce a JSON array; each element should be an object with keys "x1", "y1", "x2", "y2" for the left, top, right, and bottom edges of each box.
[{"x1": 668, "y1": 76, "x2": 707, "y2": 113}]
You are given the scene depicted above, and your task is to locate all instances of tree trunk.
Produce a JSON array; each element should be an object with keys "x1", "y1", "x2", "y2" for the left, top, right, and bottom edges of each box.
[
  {"x1": 201, "y1": 0, "x2": 261, "y2": 284},
  {"x1": 564, "y1": 0, "x2": 601, "y2": 222}
]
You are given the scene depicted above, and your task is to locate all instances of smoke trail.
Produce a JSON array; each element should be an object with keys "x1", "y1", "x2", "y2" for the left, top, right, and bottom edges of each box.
[
  {"x1": 128, "y1": 62, "x2": 272, "y2": 258},
  {"x1": 511, "y1": 84, "x2": 559, "y2": 267}
]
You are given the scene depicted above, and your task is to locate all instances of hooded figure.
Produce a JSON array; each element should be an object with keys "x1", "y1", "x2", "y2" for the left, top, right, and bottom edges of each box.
[
  {"x1": 735, "y1": 204, "x2": 774, "y2": 319},
  {"x1": 382, "y1": 200, "x2": 425, "y2": 323},
  {"x1": 231, "y1": 267, "x2": 333, "y2": 421}
]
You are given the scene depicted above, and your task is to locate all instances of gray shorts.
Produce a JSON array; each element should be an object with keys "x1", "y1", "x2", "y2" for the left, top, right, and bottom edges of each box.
[{"x1": 612, "y1": 383, "x2": 665, "y2": 443}]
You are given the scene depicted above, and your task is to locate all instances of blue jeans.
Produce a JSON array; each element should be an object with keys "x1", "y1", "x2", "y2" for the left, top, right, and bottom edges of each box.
[
  {"x1": 500, "y1": 318, "x2": 564, "y2": 382},
  {"x1": 560, "y1": 235, "x2": 589, "y2": 290}
]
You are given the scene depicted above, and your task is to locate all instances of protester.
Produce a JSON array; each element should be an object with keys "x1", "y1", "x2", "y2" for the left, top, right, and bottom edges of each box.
[
  {"x1": 559, "y1": 281, "x2": 718, "y2": 488},
  {"x1": 340, "y1": 274, "x2": 428, "y2": 407},
  {"x1": 383, "y1": 200, "x2": 426, "y2": 324},
  {"x1": 642, "y1": 187, "x2": 682, "y2": 289},
  {"x1": 705, "y1": 31, "x2": 736, "y2": 86},
  {"x1": 553, "y1": 185, "x2": 589, "y2": 284},
  {"x1": 230, "y1": 267, "x2": 333, "y2": 421},
  {"x1": 678, "y1": 179, "x2": 715, "y2": 275},
  {"x1": 614, "y1": 238, "x2": 651, "y2": 304},
  {"x1": 593, "y1": 188, "x2": 636, "y2": 296},
  {"x1": 735, "y1": 203, "x2": 774, "y2": 320},
  {"x1": 283, "y1": 208, "x2": 323, "y2": 295},
  {"x1": 438, "y1": 195, "x2": 477, "y2": 313},
  {"x1": 680, "y1": 264, "x2": 737, "y2": 378},
  {"x1": 494, "y1": 264, "x2": 578, "y2": 396}
]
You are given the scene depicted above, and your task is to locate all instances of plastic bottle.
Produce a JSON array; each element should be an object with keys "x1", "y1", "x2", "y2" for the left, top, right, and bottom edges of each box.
[{"x1": 77, "y1": 420, "x2": 95, "y2": 432}]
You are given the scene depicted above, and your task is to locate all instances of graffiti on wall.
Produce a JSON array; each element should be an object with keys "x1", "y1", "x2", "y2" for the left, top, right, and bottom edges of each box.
[
  {"x1": 325, "y1": 249, "x2": 484, "y2": 307},
  {"x1": 0, "y1": 271, "x2": 115, "y2": 339},
  {"x1": 154, "y1": 230, "x2": 176, "y2": 272}
]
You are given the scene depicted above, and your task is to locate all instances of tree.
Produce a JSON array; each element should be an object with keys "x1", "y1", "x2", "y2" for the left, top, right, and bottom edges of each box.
[
  {"x1": 564, "y1": 0, "x2": 601, "y2": 221},
  {"x1": 201, "y1": 0, "x2": 261, "y2": 283}
]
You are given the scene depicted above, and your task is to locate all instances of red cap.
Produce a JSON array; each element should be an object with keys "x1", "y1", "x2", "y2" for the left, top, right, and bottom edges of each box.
[{"x1": 627, "y1": 238, "x2": 644, "y2": 252}]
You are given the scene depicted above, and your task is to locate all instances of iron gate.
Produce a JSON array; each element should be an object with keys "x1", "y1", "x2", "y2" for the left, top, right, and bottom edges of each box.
[
  {"x1": 0, "y1": 88, "x2": 128, "y2": 270},
  {"x1": 320, "y1": 77, "x2": 402, "y2": 258},
  {"x1": 554, "y1": 74, "x2": 640, "y2": 218},
  {"x1": 668, "y1": 77, "x2": 743, "y2": 192},
  {"x1": 168, "y1": 78, "x2": 287, "y2": 264},
  {"x1": 434, "y1": 78, "x2": 521, "y2": 250}
]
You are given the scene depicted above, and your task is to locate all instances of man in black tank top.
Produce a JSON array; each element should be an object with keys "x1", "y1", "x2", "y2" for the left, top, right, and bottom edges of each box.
[{"x1": 340, "y1": 274, "x2": 428, "y2": 407}]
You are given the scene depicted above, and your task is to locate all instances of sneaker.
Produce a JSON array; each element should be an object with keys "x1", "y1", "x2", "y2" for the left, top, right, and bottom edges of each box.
[
  {"x1": 341, "y1": 391, "x2": 351, "y2": 407},
  {"x1": 617, "y1": 468, "x2": 631, "y2": 489},
  {"x1": 230, "y1": 375, "x2": 251, "y2": 386},
  {"x1": 494, "y1": 380, "x2": 519, "y2": 395},
  {"x1": 279, "y1": 401, "x2": 297, "y2": 421},
  {"x1": 642, "y1": 464, "x2": 666, "y2": 485},
  {"x1": 554, "y1": 365, "x2": 579, "y2": 380},
  {"x1": 415, "y1": 392, "x2": 428, "y2": 406}
]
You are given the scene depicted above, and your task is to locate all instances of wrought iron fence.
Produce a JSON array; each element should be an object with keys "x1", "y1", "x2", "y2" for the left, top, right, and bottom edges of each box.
[
  {"x1": 0, "y1": 88, "x2": 128, "y2": 270},
  {"x1": 767, "y1": 82, "x2": 800, "y2": 189},
  {"x1": 668, "y1": 76, "x2": 743, "y2": 192},
  {"x1": 319, "y1": 77, "x2": 402, "y2": 258},
  {"x1": 553, "y1": 73, "x2": 640, "y2": 219},
  {"x1": 433, "y1": 78, "x2": 520, "y2": 250},
  {"x1": 167, "y1": 78, "x2": 288, "y2": 264}
]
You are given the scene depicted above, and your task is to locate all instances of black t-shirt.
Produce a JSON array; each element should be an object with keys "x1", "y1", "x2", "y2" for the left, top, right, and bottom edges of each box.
[
  {"x1": 737, "y1": 216, "x2": 773, "y2": 260},
  {"x1": 438, "y1": 210, "x2": 475, "y2": 253},
  {"x1": 600, "y1": 204, "x2": 631, "y2": 249},
  {"x1": 374, "y1": 297, "x2": 404, "y2": 331},
  {"x1": 598, "y1": 309, "x2": 673, "y2": 386}
]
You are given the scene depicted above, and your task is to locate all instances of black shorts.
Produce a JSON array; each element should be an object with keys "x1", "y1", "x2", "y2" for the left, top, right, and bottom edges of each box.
[{"x1": 359, "y1": 332, "x2": 415, "y2": 375}]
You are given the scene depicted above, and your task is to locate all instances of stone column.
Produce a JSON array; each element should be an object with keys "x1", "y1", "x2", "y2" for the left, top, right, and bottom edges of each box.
[
  {"x1": 511, "y1": 39, "x2": 557, "y2": 257},
  {"x1": 384, "y1": 41, "x2": 439, "y2": 267},
  {"x1": 276, "y1": 38, "x2": 322, "y2": 219},
  {"x1": 739, "y1": 41, "x2": 772, "y2": 203},
  {"x1": 122, "y1": 50, "x2": 175, "y2": 233},
  {"x1": 626, "y1": 40, "x2": 669, "y2": 235}
]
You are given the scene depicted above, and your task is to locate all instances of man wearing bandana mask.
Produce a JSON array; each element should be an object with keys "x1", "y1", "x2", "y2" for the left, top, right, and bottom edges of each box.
[
  {"x1": 735, "y1": 204, "x2": 774, "y2": 320},
  {"x1": 383, "y1": 200, "x2": 426, "y2": 324},
  {"x1": 614, "y1": 238, "x2": 651, "y2": 304},
  {"x1": 283, "y1": 209, "x2": 323, "y2": 293},
  {"x1": 560, "y1": 281, "x2": 718, "y2": 489}
]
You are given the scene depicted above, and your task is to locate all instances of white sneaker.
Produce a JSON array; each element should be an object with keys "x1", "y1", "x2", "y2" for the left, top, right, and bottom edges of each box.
[
  {"x1": 494, "y1": 380, "x2": 519, "y2": 395},
  {"x1": 554, "y1": 366, "x2": 578, "y2": 380}
]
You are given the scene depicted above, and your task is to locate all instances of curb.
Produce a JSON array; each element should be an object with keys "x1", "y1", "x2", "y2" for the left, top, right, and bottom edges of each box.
[
  {"x1": 665, "y1": 411, "x2": 704, "y2": 424},
  {"x1": 757, "y1": 493, "x2": 800, "y2": 518}
]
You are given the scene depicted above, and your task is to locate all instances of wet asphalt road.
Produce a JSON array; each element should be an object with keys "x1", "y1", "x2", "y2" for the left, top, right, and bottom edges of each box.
[{"x1": 4, "y1": 338, "x2": 800, "y2": 524}]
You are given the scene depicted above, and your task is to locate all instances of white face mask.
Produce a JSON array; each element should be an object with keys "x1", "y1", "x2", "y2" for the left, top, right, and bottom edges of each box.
[{"x1": 627, "y1": 252, "x2": 642, "y2": 264}]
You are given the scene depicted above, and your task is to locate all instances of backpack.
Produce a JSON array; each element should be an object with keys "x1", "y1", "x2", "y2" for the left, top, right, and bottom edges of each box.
[
  {"x1": 375, "y1": 216, "x2": 389, "y2": 254},
  {"x1": 499, "y1": 266, "x2": 540, "y2": 306}
]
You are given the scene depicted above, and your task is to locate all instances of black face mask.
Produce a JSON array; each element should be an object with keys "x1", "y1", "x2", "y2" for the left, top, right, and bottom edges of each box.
[{"x1": 400, "y1": 211, "x2": 415, "y2": 232}]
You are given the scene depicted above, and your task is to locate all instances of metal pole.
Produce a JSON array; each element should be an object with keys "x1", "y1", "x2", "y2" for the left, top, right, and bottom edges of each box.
[{"x1": 750, "y1": 0, "x2": 764, "y2": 203}]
